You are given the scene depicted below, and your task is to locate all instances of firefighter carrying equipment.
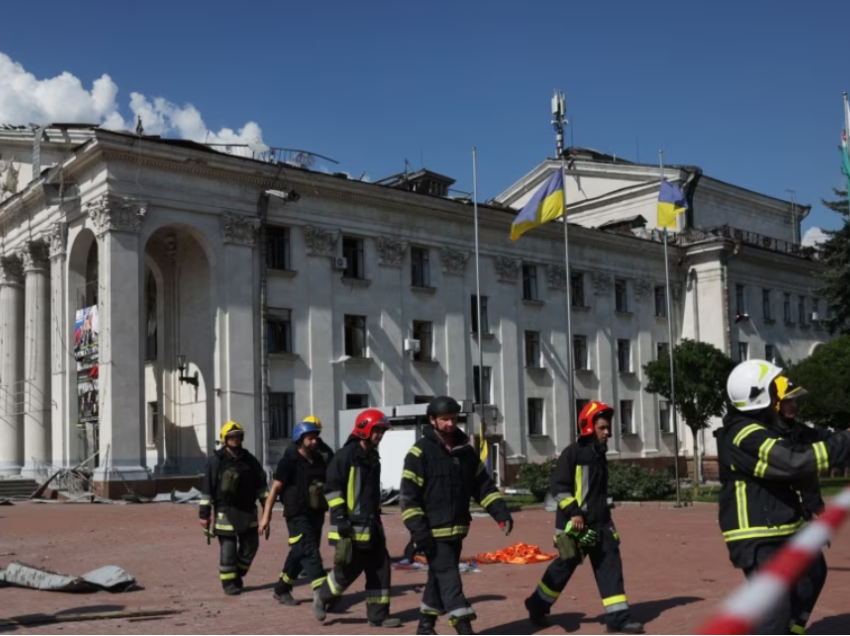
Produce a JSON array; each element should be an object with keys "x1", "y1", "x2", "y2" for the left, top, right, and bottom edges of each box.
[
  {"x1": 715, "y1": 407, "x2": 850, "y2": 570},
  {"x1": 351, "y1": 408, "x2": 391, "y2": 440},
  {"x1": 726, "y1": 359, "x2": 784, "y2": 412},
  {"x1": 200, "y1": 445, "x2": 269, "y2": 534},
  {"x1": 577, "y1": 400, "x2": 615, "y2": 438},
  {"x1": 401, "y1": 425, "x2": 512, "y2": 544},
  {"x1": 220, "y1": 420, "x2": 245, "y2": 445},
  {"x1": 550, "y1": 433, "x2": 612, "y2": 533}
]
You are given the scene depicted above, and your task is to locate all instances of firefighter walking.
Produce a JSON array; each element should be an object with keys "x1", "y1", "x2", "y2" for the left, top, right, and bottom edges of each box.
[
  {"x1": 314, "y1": 409, "x2": 402, "y2": 629},
  {"x1": 525, "y1": 401, "x2": 644, "y2": 634},
  {"x1": 717, "y1": 361, "x2": 850, "y2": 633},
  {"x1": 260, "y1": 420, "x2": 330, "y2": 606},
  {"x1": 199, "y1": 421, "x2": 270, "y2": 596},
  {"x1": 401, "y1": 396, "x2": 514, "y2": 635}
]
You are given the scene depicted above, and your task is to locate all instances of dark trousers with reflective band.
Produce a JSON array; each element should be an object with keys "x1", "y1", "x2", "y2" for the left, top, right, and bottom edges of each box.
[
  {"x1": 528, "y1": 523, "x2": 631, "y2": 631},
  {"x1": 790, "y1": 550, "x2": 827, "y2": 634},
  {"x1": 744, "y1": 544, "x2": 826, "y2": 635},
  {"x1": 218, "y1": 532, "x2": 260, "y2": 588},
  {"x1": 318, "y1": 539, "x2": 392, "y2": 624},
  {"x1": 276, "y1": 513, "x2": 327, "y2": 594},
  {"x1": 421, "y1": 540, "x2": 476, "y2": 626}
]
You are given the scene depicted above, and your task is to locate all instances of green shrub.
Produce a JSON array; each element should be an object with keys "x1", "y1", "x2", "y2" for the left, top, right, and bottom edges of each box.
[
  {"x1": 516, "y1": 458, "x2": 558, "y2": 502},
  {"x1": 516, "y1": 457, "x2": 676, "y2": 502}
]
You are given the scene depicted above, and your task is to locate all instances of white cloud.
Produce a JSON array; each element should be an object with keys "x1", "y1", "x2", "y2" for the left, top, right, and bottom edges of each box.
[
  {"x1": 802, "y1": 226, "x2": 829, "y2": 247},
  {"x1": 0, "y1": 51, "x2": 262, "y2": 145}
]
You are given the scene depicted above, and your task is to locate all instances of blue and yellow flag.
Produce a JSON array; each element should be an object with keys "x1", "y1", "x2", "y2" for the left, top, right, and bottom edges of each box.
[
  {"x1": 479, "y1": 419, "x2": 490, "y2": 470},
  {"x1": 657, "y1": 179, "x2": 688, "y2": 229},
  {"x1": 510, "y1": 168, "x2": 566, "y2": 241}
]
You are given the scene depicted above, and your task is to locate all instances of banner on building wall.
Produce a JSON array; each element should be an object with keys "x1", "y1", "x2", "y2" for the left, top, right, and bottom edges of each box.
[
  {"x1": 74, "y1": 306, "x2": 99, "y2": 362},
  {"x1": 77, "y1": 368, "x2": 99, "y2": 424}
]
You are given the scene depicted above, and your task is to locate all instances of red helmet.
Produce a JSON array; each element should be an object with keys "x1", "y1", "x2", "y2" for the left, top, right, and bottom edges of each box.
[
  {"x1": 352, "y1": 408, "x2": 390, "y2": 439},
  {"x1": 578, "y1": 401, "x2": 615, "y2": 437}
]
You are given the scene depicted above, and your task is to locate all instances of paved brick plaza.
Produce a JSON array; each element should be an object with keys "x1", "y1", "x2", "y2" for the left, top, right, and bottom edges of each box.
[{"x1": 1, "y1": 502, "x2": 849, "y2": 635}]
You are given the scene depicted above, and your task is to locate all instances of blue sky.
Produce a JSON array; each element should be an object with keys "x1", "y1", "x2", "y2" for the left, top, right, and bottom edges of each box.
[{"x1": 2, "y1": 0, "x2": 848, "y2": 236}]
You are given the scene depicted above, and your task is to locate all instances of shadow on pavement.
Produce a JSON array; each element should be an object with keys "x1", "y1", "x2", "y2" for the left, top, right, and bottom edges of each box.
[
  {"x1": 809, "y1": 614, "x2": 850, "y2": 634},
  {"x1": 0, "y1": 604, "x2": 127, "y2": 634},
  {"x1": 325, "y1": 594, "x2": 507, "y2": 628}
]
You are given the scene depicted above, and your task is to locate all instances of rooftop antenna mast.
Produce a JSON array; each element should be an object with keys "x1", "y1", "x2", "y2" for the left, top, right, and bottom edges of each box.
[{"x1": 552, "y1": 90, "x2": 567, "y2": 156}]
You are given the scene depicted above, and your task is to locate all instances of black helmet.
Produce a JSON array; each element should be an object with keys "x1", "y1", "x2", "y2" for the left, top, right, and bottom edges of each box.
[{"x1": 427, "y1": 396, "x2": 462, "y2": 417}]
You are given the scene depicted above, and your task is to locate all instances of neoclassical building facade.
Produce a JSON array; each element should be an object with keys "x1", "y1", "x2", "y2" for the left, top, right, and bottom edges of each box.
[{"x1": 0, "y1": 125, "x2": 830, "y2": 492}]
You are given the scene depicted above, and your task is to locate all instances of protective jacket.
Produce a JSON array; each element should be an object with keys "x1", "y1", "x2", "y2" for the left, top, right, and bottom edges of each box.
[
  {"x1": 401, "y1": 426, "x2": 510, "y2": 543},
  {"x1": 200, "y1": 446, "x2": 269, "y2": 534},
  {"x1": 780, "y1": 419, "x2": 832, "y2": 518},
  {"x1": 716, "y1": 409, "x2": 850, "y2": 569},
  {"x1": 324, "y1": 436, "x2": 384, "y2": 546},
  {"x1": 550, "y1": 436, "x2": 611, "y2": 533}
]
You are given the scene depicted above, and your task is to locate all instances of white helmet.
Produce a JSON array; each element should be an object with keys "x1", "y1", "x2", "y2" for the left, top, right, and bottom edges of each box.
[{"x1": 726, "y1": 359, "x2": 784, "y2": 412}]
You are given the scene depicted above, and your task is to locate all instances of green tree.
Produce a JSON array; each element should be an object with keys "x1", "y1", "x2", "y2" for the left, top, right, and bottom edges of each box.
[
  {"x1": 787, "y1": 335, "x2": 850, "y2": 429},
  {"x1": 815, "y1": 188, "x2": 850, "y2": 335},
  {"x1": 643, "y1": 339, "x2": 736, "y2": 482}
]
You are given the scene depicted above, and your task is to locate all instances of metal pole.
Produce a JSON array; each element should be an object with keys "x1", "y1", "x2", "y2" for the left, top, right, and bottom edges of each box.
[
  {"x1": 660, "y1": 150, "x2": 682, "y2": 507},
  {"x1": 472, "y1": 148, "x2": 486, "y2": 450},
  {"x1": 562, "y1": 156, "x2": 575, "y2": 438}
]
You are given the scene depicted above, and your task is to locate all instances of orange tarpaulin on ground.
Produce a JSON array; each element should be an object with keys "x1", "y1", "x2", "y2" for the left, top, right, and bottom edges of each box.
[
  {"x1": 476, "y1": 543, "x2": 557, "y2": 565},
  {"x1": 412, "y1": 543, "x2": 556, "y2": 566}
]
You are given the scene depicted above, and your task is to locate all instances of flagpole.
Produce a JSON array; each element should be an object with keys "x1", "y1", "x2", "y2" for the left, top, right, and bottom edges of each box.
[
  {"x1": 660, "y1": 149, "x2": 682, "y2": 507},
  {"x1": 553, "y1": 90, "x2": 575, "y2": 441},
  {"x1": 472, "y1": 147, "x2": 487, "y2": 465}
]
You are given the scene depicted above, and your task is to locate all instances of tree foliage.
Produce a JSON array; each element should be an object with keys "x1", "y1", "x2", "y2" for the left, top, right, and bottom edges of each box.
[
  {"x1": 787, "y1": 335, "x2": 850, "y2": 429},
  {"x1": 816, "y1": 188, "x2": 850, "y2": 335},
  {"x1": 643, "y1": 338, "x2": 736, "y2": 437}
]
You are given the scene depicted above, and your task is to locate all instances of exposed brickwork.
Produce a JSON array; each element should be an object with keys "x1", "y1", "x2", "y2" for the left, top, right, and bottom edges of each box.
[{"x1": 0, "y1": 502, "x2": 848, "y2": 634}]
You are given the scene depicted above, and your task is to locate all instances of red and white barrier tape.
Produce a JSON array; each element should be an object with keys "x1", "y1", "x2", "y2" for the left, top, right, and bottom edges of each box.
[{"x1": 698, "y1": 485, "x2": 850, "y2": 635}]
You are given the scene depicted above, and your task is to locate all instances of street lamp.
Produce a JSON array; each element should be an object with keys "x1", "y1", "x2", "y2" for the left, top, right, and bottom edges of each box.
[{"x1": 177, "y1": 353, "x2": 198, "y2": 387}]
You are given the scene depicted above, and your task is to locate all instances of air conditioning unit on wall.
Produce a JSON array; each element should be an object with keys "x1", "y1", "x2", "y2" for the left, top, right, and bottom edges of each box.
[
  {"x1": 403, "y1": 338, "x2": 421, "y2": 353},
  {"x1": 332, "y1": 256, "x2": 348, "y2": 270}
]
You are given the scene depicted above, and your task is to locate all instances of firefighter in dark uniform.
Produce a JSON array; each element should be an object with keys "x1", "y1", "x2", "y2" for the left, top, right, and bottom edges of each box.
[
  {"x1": 525, "y1": 401, "x2": 644, "y2": 635},
  {"x1": 199, "y1": 421, "x2": 269, "y2": 596},
  {"x1": 775, "y1": 377, "x2": 828, "y2": 635},
  {"x1": 301, "y1": 415, "x2": 335, "y2": 464},
  {"x1": 717, "y1": 360, "x2": 850, "y2": 634},
  {"x1": 314, "y1": 409, "x2": 402, "y2": 629},
  {"x1": 260, "y1": 420, "x2": 330, "y2": 606},
  {"x1": 401, "y1": 396, "x2": 514, "y2": 636}
]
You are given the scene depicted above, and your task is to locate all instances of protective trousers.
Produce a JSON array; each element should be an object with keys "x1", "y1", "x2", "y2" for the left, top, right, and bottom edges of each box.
[
  {"x1": 527, "y1": 523, "x2": 633, "y2": 631},
  {"x1": 275, "y1": 513, "x2": 327, "y2": 595},
  {"x1": 744, "y1": 544, "x2": 827, "y2": 635},
  {"x1": 317, "y1": 538, "x2": 392, "y2": 624},
  {"x1": 420, "y1": 540, "x2": 476, "y2": 627},
  {"x1": 218, "y1": 531, "x2": 260, "y2": 590}
]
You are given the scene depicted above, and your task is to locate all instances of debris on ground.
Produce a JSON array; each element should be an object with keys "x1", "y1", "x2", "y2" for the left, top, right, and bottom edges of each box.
[
  {"x1": 0, "y1": 608, "x2": 181, "y2": 628},
  {"x1": 476, "y1": 543, "x2": 557, "y2": 565},
  {"x1": 0, "y1": 499, "x2": 13, "y2": 506},
  {"x1": 0, "y1": 562, "x2": 137, "y2": 593},
  {"x1": 152, "y1": 488, "x2": 203, "y2": 504}
]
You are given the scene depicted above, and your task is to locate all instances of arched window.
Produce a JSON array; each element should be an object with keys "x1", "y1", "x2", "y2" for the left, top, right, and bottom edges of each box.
[{"x1": 145, "y1": 271, "x2": 157, "y2": 361}]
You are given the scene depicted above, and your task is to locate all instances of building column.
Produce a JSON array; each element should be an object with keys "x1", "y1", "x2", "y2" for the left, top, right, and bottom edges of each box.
[
  {"x1": 0, "y1": 255, "x2": 25, "y2": 476},
  {"x1": 87, "y1": 195, "x2": 149, "y2": 483},
  {"x1": 220, "y1": 214, "x2": 259, "y2": 455},
  {"x1": 20, "y1": 241, "x2": 52, "y2": 479},
  {"x1": 47, "y1": 222, "x2": 71, "y2": 468}
]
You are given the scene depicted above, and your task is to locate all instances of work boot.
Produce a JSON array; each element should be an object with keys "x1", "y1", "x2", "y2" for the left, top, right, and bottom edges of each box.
[
  {"x1": 313, "y1": 590, "x2": 327, "y2": 622},
  {"x1": 416, "y1": 614, "x2": 438, "y2": 635},
  {"x1": 607, "y1": 622, "x2": 645, "y2": 634},
  {"x1": 235, "y1": 576, "x2": 244, "y2": 591},
  {"x1": 272, "y1": 589, "x2": 298, "y2": 606},
  {"x1": 369, "y1": 618, "x2": 403, "y2": 628},
  {"x1": 454, "y1": 619, "x2": 475, "y2": 635},
  {"x1": 525, "y1": 597, "x2": 549, "y2": 627},
  {"x1": 223, "y1": 582, "x2": 241, "y2": 596}
]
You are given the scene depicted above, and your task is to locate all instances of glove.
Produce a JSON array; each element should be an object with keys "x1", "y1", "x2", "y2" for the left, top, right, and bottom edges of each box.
[
  {"x1": 578, "y1": 528, "x2": 598, "y2": 547},
  {"x1": 336, "y1": 519, "x2": 353, "y2": 539},
  {"x1": 415, "y1": 536, "x2": 436, "y2": 556},
  {"x1": 499, "y1": 519, "x2": 514, "y2": 537}
]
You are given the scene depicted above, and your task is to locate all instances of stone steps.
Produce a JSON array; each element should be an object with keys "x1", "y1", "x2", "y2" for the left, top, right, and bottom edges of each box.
[{"x1": 0, "y1": 479, "x2": 38, "y2": 498}]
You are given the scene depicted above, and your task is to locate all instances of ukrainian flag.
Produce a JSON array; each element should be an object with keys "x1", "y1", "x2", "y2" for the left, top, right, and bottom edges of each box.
[
  {"x1": 479, "y1": 419, "x2": 491, "y2": 471},
  {"x1": 510, "y1": 168, "x2": 566, "y2": 241},
  {"x1": 657, "y1": 179, "x2": 688, "y2": 229}
]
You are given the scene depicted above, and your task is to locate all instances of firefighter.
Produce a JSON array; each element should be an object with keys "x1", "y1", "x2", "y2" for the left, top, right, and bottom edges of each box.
[
  {"x1": 199, "y1": 421, "x2": 269, "y2": 596},
  {"x1": 260, "y1": 420, "x2": 330, "y2": 606},
  {"x1": 717, "y1": 360, "x2": 850, "y2": 634},
  {"x1": 401, "y1": 395, "x2": 514, "y2": 636},
  {"x1": 314, "y1": 409, "x2": 402, "y2": 628},
  {"x1": 525, "y1": 401, "x2": 644, "y2": 635}
]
